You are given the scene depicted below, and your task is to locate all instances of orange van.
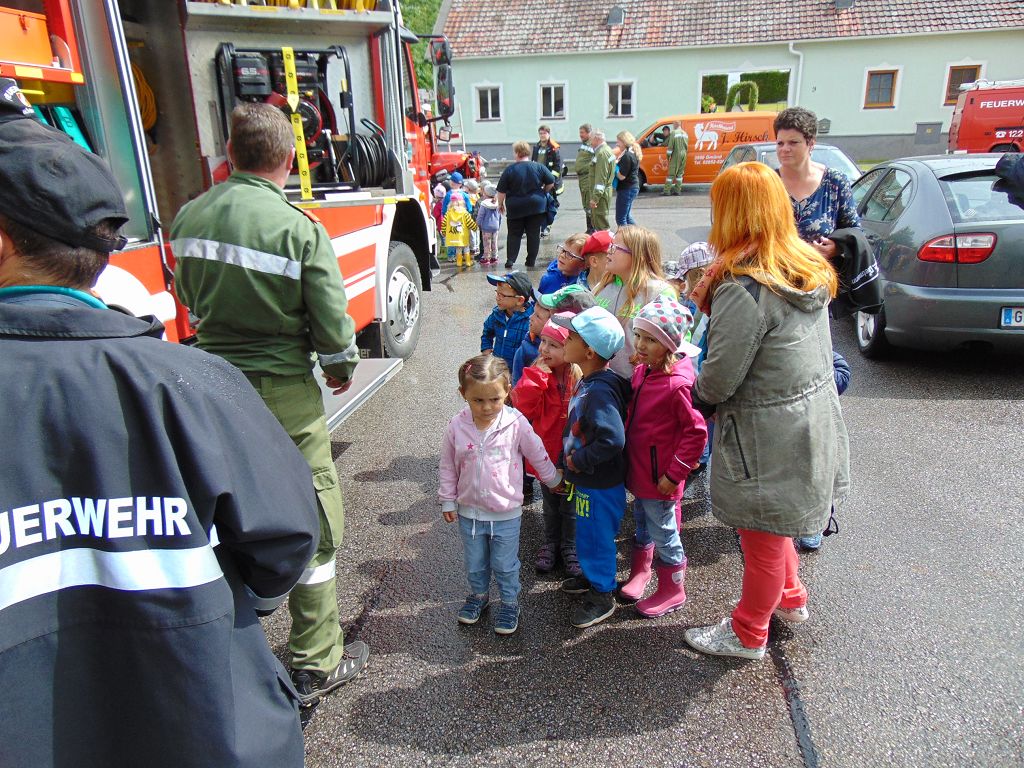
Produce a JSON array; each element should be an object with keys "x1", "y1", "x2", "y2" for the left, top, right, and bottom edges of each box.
[
  {"x1": 948, "y1": 80, "x2": 1024, "y2": 153},
  {"x1": 636, "y1": 112, "x2": 777, "y2": 186}
]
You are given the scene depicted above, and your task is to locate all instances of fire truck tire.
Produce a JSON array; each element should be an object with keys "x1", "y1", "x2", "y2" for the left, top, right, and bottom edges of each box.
[
  {"x1": 383, "y1": 241, "x2": 422, "y2": 358},
  {"x1": 991, "y1": 144, "x2": 1017, "y2": 153}
]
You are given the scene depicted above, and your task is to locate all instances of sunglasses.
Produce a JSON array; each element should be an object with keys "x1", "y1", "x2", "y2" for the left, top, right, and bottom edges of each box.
[{"x1": 557, "y1": 245, "x2": 585, "y2": 261}]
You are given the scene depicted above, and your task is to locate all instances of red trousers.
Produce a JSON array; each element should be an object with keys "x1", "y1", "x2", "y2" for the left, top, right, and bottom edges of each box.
[{"x1": 731, "y1": 528, "x2": 808, "y2": 648}]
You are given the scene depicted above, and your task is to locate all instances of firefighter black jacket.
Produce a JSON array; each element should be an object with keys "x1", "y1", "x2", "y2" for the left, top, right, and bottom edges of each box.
[
  {"x1": 827, "y1": 226, "x2": 883, "y2": 317},
  {"x1": 0, "y1": 291, "x2": 318, "y2": 768}
]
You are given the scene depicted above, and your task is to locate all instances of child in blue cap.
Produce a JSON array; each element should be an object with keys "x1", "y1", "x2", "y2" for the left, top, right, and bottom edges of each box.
[{"x1": 551, "y1": 306, "x2": 632, "y2": 628}]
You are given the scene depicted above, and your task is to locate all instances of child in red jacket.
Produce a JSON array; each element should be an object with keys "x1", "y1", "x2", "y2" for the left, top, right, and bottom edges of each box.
[
  {"x1": 511, "y1": 314, "x2": 582, "y2": 577},
  {"x1": 619, "y1": 298, "x2": 707, "y2": 617}
]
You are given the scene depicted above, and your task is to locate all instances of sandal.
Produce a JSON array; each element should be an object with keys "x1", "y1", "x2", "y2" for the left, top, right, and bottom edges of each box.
[
  {"x1": 534, "y1": 542, "x2": 557, "y2": 573},
  {"x1": 561, "y1": 545, "x2": 582, "y2": 578}
]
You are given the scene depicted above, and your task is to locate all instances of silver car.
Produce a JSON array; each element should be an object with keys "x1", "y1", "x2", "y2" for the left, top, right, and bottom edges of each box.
[
  {"x1": 850, "y1": 155, "x2": 1024, "y2": 356},
  {"x1": 720, "y1": 142, "x2": 862, "y2": 182}
]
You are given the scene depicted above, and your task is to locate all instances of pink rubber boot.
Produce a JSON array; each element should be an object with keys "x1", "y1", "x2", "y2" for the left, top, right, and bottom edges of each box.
[
  {"x1": 636, "y1": 560, "x2": 687, "y2": 617},
  {"x1": 617, "y1": 544, "x2": 654, "y2": 603}
]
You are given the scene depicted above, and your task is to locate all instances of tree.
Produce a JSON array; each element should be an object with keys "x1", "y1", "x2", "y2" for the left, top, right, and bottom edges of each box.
[{"x1": 402, "y1": 0, "x2": 443, "y2": 90}]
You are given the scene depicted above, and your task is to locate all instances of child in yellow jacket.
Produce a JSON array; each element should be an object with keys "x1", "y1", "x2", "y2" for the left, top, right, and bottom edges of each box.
[{"x1": 442, "y1": 194, "x2": 479, "y2": 268}]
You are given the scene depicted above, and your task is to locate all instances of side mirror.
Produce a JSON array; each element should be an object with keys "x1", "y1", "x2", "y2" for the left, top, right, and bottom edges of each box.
[
  {"x1": 435, "y1": 64, "x2": 455, "y2": 120},
  {"x1": 437, "y1": 124, "x2": 452, "y2": 143},
  {"x1": 429, "y1": 40, "x2": 452, "y2": 66}
]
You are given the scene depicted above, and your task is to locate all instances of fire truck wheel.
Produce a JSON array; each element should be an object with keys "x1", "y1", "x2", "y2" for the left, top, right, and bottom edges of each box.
[{"x1": 383, "y1": 241, "x2": 422, "y2": 358}]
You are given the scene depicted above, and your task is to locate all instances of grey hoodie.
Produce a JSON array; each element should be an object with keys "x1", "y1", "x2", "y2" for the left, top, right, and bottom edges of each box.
[{"x1": 694, "y1": 276, "x2": 850, "y2": 537}]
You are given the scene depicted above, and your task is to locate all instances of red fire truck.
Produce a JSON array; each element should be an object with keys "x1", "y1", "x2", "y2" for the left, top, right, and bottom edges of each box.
[
  {"x1": 2, "y1": 0, "x2": 473, "y2": 423},
  {"x1": 948, "y1": 79, "x2": 1024, "y2": 154}
]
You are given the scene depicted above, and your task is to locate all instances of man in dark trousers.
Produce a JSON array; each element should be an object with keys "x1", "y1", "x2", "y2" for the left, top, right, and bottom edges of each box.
[{"x1": 0, "y1": 79, "x2": 316, "y2": 767}]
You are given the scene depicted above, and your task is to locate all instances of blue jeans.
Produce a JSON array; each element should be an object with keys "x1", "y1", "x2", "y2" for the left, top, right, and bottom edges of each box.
[
  {"x1": 700, "y1": 418, "x2": 715, "y2": 467},
  {"x1": 573, "y1": 484, "x2": 626, "y2": 593},
  {"x1": 458, "y1": 514, "x2": 521, "y2": 605},
  {"x1": 632, "y1": 498, "x2": 685, "y2": 565},
  {"x1": 615, "y1": 186, "x2": 638, "y2": 226}
]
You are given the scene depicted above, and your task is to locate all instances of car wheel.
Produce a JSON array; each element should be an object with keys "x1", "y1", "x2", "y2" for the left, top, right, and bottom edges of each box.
[
  {"x1": 991, "y1": 143, "x2": 1018, "y2": 153},
  {"x1": 856, "y1": 307, "x2": 890, "y2": 359},
  {"x1": 638, "y1": 170, "x2": 647, "y2": 192},
  {"x1": 383, "y1": 241, "x2": 422, "y2": 359}
]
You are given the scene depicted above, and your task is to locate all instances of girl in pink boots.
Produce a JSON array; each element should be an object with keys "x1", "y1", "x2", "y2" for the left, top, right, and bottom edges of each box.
[{"x1": 619, "y1": 299, "x2": 707, "y2": 617}]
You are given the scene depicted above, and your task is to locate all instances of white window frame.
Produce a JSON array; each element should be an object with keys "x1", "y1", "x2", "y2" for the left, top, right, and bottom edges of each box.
[
  {"x1": 474, "y1": 83, "x2": 503, "y2": 122},
  {"x1": 605, "y1": 79, "x2": 636, "y2": 119},
  {"x1": 538, "y1": 81, "x2": 568, "y2": 122},
  {"x1": 942, "y1": 60, "x2": 985, "y2": 108},
  {"x1": 860, "y1": 65, "x2": 903, "y2": 111}
]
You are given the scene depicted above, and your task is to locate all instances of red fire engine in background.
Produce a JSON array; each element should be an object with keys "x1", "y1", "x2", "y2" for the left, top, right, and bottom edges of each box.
[{"x1": 2, "y1": 0, "x2": 478, "y2": 424}]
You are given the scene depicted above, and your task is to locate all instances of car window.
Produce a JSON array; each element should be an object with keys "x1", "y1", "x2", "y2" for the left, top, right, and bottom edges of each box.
[
  {"x1": 647, "y1": 124, "x2": 674, "y2": 147},
  {"x1": 721, "y1": 147, "x2": 745, "y2": 171},
  {"x1": 940, "y1": 174, "x2": 1024, "y2": 223},
  {"x1": 815, "y1": 149, "x2": 861, "y2": 181},
  {"x1": 851, "y1": 168, "x2": 888, "y2": 211},
  {"x1": 863, "y1": 169, "x2": 912, "y2": 222}
]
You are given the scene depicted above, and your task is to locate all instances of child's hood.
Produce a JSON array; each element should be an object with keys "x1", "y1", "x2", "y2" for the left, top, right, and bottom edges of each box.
[
  {"x1": 480, "y1": 198, "x2": 499, "y2": 209},
  {"x1": 635, "y1": 357, "x2": 695, "y2": 387},
  {"x1": 454, "y1": 404, "x2": 522, "y2": 436},
  {"x1": 583, "y1": 368, "x2": 632, "y2": 409}
]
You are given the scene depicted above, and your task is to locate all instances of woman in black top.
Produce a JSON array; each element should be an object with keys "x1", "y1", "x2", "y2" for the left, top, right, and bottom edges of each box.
[
  {"x1": 496, "y1": 140, "x2": 557, "y2": 268},
  {"x1": 615, "y1": 130, "x2": 642, "y2": 226}
]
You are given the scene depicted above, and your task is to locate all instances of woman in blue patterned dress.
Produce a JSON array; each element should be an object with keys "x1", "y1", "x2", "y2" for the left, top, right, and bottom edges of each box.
[{"x1": 774, "y1": 107, "x2": 860, "y2": 261}]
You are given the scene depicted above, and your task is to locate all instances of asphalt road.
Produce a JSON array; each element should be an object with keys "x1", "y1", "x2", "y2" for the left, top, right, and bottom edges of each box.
[{"x1": 266, "y1": 181, "x2": 1024, "y2": 767}]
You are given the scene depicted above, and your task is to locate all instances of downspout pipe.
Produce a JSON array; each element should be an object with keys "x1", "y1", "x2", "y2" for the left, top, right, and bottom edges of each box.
[{"x1": 788, "y1": 41, "x2": 804, "y2": 106}]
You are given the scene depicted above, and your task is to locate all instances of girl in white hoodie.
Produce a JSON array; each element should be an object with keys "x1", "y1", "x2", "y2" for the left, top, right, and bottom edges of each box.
[{"x1": 440, "y1": 354, "x2": 563, "y2": 635}]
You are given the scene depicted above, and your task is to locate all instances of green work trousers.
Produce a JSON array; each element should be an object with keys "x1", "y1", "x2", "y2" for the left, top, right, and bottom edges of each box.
[
  {"x1": 666, "y1": 154, "x2": 687, "y2": 193},
  {"x1": 579, "y1": 180, "x2": 594, "y2": 230},
  {"x1": 247, "y1": 372, "x2": 346, "y2": 674},
  {"x1": 591, "y1": 193, "x2": 612, "y2": 230}
]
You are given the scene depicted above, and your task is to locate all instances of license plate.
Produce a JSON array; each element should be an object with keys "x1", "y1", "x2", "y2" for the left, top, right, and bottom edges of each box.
[{"x1": 1001, "y1": 307, "x2": 1024, "y2": 328}]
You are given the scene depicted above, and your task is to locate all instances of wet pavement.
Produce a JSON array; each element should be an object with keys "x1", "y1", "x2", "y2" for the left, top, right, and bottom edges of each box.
[{"x1": 264, "y1": 181, "x2": 1024, "y2": 767}]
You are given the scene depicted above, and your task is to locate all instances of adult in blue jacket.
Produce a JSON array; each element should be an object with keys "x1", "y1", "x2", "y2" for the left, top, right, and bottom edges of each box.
[
  {"x1": 0, "y1": 82, "x2": 316, "y2": 768},
  {"x1": 497, "y1": 140, "x2": 556, "y2": 268}
]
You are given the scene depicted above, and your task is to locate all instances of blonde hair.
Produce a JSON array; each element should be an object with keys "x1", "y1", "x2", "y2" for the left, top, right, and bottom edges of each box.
[
  {"x1": 512, "y1": 140, "x2": 531, "y2": 158},
  {"x1": 563, "y1": 233, "x2": 588, "y2": 252},
  {"x1": 596, "y1": 225, "x2": 676, "y2": 318},
  {"x1": 616, "y1": 130, "x2": 643, "y2": 162},
  {"x1": 458, "y1": 353, "x2": 511, "y2": 393},
  {"x1": 709, "y1": 163, "x2": 838, "y2": 296},
  {"x1": 684, "y1": 265, "x2": 707, "y2": 295}
]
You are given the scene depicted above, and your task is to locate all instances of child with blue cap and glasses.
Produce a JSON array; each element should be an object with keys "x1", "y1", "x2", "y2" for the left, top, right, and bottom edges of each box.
[{"x1": 551, "y1": 307, "x2": 632, "y2": 629}]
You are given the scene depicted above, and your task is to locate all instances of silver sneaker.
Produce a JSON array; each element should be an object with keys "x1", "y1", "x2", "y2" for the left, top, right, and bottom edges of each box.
[
  {"x1": 685, "y1": 618, "x2": 765, "y2": 660},
  {"x1": 773, "y1": 604, "x2": 809, "y2": 624}
]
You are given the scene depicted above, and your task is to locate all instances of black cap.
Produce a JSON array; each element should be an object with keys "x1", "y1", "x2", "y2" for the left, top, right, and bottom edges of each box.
[
  {"x1": 0, "y1": 78, "x2": 128, "y2": 252},
  {"x1": 486, "y1": 270, "x2": 533, "y2": 299}
]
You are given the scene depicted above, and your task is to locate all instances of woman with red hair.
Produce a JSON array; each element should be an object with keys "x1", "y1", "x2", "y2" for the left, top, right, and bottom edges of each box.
[{"x1": 684, "y1": 162, "x2": 850, "y2": 660}]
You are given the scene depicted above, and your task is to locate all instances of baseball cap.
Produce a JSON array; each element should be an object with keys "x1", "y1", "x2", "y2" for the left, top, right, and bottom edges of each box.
[
  {"x1": 486, "y1": 270, "x2": 533, "y2": 299},
  {"x1": 0, "y1": 78, "x2": 128, "y2": 253},
  {"x1": 580, "y1": 230, "x2": 613, "y2": 257},
  {"x1": 540, "y1": 315, "x2": 572, "y2": 344},
  {"x1": 450, "y1": 171, "x2": 464, "y2": 184},
  {"x1": 678, "y1": 242, "x2": 716, "y2": 273},
  {"x1": 633, "y1": 298, "x2": 701, "y2": 357},
  {"x1": 537, "y1": 283, "x2": 596, "y2": 313},
  {"x1": 551, "y1": 305, "x2": 625, "y2": 360}
]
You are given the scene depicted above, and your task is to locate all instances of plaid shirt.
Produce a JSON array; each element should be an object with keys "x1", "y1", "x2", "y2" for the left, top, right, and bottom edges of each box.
[{"x1": 481, "y1": 304, "x2": 533, "y2": 370}]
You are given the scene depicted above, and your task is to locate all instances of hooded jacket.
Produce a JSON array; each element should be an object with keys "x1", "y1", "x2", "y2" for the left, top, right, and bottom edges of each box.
[
  {"x1": 625, "y1": 358, "x2": 708, "y2": 500},
  {"x1": 511, "y1": 365, "x2": 573, "y2": 475},
  {"x1": 440, "y1": 405, "x2": 561, "y2": 521},
  {"x1": 562, "y1": 369, "x2": 632, "y2": 489},
  {"x1": 0, "y1": 292, "x2": 317, "y2": 768},
  {"x1": 693, "y1": 276, "x2": 850, "y2": 537}
]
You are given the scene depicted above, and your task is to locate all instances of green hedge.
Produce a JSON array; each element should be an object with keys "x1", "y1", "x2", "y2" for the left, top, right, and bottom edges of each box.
[
  {"x1": 726, "y1": 81, "x2": 759, "y2": 112},
  {"x1": 701, "y1": 75, "x2": 728, "y2": 108},
  {"x1": 739, "y1": 71, "x2": 790, "y2": 104}
]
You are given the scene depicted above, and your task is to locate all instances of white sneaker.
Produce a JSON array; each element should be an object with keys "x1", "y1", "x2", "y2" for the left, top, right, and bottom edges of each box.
[
  {"x1": 773, "y1": 604, "x2": 809, "y2": 624},
  {"x1": 685, "y1": 618, "x2": 766, "y2": 660}
]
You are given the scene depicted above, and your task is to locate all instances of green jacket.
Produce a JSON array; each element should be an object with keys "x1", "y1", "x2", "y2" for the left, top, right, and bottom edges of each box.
[
  {"x1": 575, "y1": 144, "x2": 595, "y2": 188},
  {"x1": 170, "y1": 173, "x2": 359, "y2": 382},
  {"x1": 590, "y1": 143, "x2": 616, "y2": 204},
  {"x1": 694, "y1": 276, "x2": 850, "y2": 537},
  {"x1": 666, "y1": 129, "x2": 689, "y2": 159}
]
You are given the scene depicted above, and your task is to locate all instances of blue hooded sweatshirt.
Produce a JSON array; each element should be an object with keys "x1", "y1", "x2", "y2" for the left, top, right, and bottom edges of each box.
[{"x1": 562, "y1": 368, "x2": 631, "y2": 489}]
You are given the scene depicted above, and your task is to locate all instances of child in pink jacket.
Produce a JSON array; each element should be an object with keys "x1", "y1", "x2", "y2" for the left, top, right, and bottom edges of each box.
[
  {"x1": 440, "y1": 354, "x2": 563, "y2": 635},
  {"x1": 619, "y1": 299, "x2": 707, "y2": 618}
]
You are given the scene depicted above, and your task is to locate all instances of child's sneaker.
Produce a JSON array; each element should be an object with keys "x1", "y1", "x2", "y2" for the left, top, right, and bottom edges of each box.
[
  {"x1": 560, "y1": 574, "x2": 590, "y2": 594},
  {"x1": 561, "y1": 545, "x2": 582, "y2": 578},
  {"x1": 684, "y1": 618, "x2": 765, "y2": 660},
  {"x1": 494, "y1": 603, "x2": 520, "y2": 635},
  {"x1": 570, "y1": 589, "x2": 615, "y2": 628},
  {"x1": 773, "y1": 604, "x2": 809, "y2": 624},
  {"x1": 534, "y1": 542, "x2": 557, "y2": 573},
  {"x1": 457, "y1": 593, "x2": 490, "y2": 625}
]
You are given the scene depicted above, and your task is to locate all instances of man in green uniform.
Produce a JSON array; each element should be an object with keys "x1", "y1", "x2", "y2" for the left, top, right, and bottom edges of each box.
[
  {"x1": 171, "y1": 103, "x2": 368, "y2": 707},
  {"x1": 588, "y1": 128, "x2": 616, "y2": 231},
  {"x1": 575, "y1": 123, "x2": 595, "y2": 233},
  {"x1": 663, "y1": 120, "x2": 689, "y2": 195}
]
